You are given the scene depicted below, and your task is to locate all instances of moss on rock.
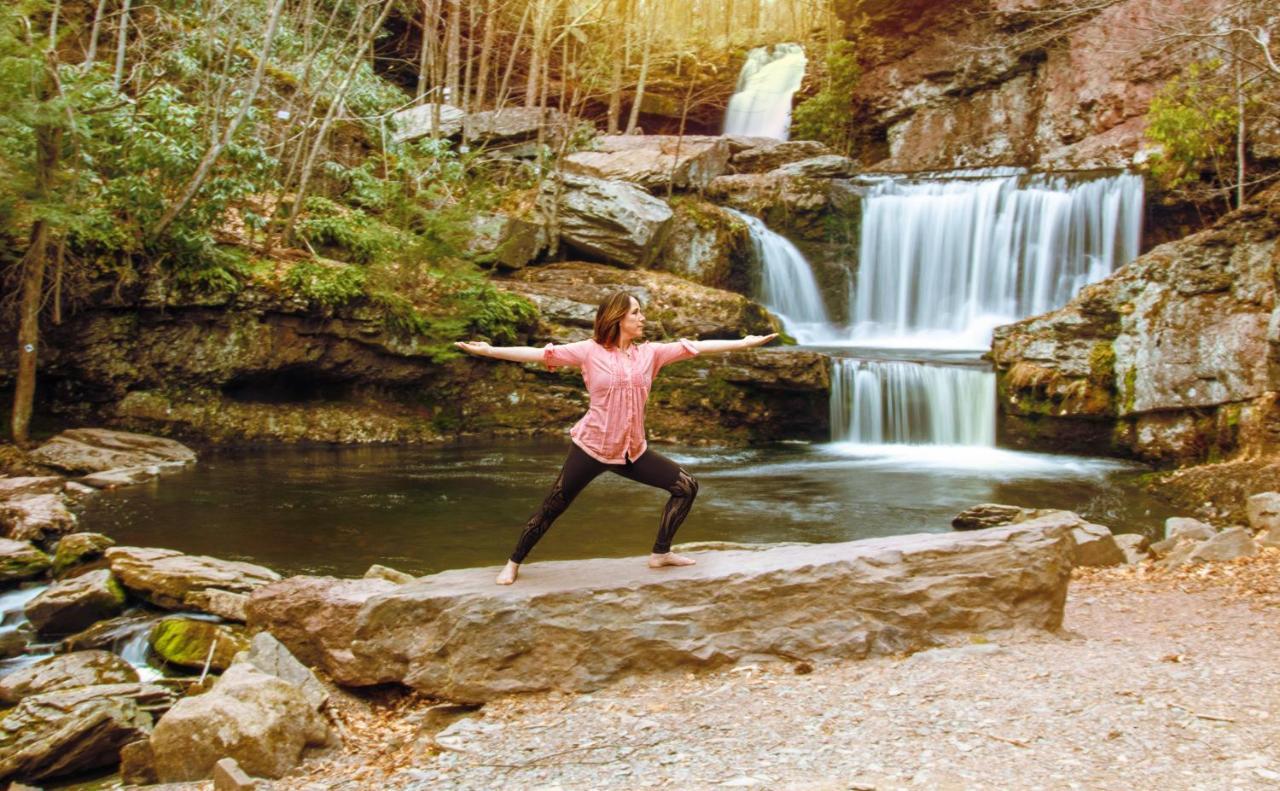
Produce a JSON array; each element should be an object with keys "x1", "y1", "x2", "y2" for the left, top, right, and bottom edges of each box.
[{"x1": 149, "y1": 617, "x2": 250, "y2": 671}]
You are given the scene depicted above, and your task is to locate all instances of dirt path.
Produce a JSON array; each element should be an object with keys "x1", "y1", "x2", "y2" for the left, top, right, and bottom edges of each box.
[{"x1": 290, "y1": 552, "x2": 1280, "y2": 790}]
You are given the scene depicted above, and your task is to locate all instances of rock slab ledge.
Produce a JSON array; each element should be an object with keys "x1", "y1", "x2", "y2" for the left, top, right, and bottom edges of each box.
[{"x1": 250, "y1": 520, "x2": 1074, "y2": 702}]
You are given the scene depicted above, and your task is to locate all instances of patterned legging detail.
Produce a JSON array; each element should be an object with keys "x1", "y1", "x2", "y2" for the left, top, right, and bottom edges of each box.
[{"x1": 509, "y1": 443, "x2": 699, "y2": 563}]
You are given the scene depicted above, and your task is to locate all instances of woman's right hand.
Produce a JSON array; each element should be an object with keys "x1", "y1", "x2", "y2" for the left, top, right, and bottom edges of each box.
[{"x1": 455, "y1": 340, "x2": 492, "y2": 357}]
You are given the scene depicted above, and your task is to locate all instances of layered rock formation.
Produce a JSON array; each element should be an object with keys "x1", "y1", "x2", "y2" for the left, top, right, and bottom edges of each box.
[
  {"x1": 247, "y1": 520, "x2": 1075, "y2": 701},
  {"x1": 991, "y1": 184, "x2": 1280, "y2": 463},
  {"x1": 849, "y1": 0, "x2": 1274, "y2": 172}
]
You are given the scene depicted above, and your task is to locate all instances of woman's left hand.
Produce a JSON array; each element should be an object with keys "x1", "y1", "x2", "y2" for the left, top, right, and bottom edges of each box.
[{"x1": 742, "y1": 333, "x2": 779, "y2": 348}]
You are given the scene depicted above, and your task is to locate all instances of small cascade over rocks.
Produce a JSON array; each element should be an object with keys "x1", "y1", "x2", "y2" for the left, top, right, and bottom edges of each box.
[
  {"x1": 851, "y1": 169, "x2": 1144, "y2": 349},
  {"x1": 727, "y1": 208, "x2": 832, "y2": 343},
  {"x1": 722, "y1": 44, "x2": 807, "y2": 140},
  {"x1": 830, "y1": 358, "x2": 995, "y2": 446}
]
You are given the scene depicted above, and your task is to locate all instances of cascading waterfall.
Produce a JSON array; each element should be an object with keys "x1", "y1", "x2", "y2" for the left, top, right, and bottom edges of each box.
[
  {"x1": 722, "y1": 43, "x2": 806, "y2": 139},
  {"x1": 830, "y1": 359, "x2": 995, "y2": 445},
  {"x1": 851, "y1": 170, "x2": 1144, "y2": 349},
  {"x1": 727, "y1": 208, "x2": 834, "y2": 344},
  {"x1": 737, "y1": 168, "x2": 1143, "y2": 447}
]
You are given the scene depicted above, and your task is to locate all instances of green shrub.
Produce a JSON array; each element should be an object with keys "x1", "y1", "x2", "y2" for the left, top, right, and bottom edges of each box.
[{"x1": 283, "y1": 260, "x2": 367, "y2": 309}]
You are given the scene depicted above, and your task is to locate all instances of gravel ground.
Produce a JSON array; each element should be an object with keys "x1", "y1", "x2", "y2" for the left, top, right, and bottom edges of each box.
[{"x1": 282, "y1": 552, "x2": 1280, "y2": 791}]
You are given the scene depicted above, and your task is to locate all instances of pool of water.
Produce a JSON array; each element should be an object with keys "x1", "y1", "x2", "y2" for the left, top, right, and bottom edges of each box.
[{"x1": 75, "y1": 438, "x2": 1175, "y2": 578}]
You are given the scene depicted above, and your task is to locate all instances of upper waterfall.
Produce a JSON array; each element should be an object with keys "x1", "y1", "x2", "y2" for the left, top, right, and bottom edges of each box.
[
  {"x1": 850, "y1": 170, "x2": 1144, "y2": 349},
  {"x1": 722, "y1": 44, "x2": 807, "y2": 140}
]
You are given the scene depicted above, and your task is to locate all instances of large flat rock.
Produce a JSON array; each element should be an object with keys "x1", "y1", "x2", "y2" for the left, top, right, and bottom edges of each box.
[{"x1": 249, "y1": 519, "x2": 1073, "y2": 702}]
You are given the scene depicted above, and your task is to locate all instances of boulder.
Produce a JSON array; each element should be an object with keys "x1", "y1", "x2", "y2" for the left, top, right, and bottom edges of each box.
[
  {"x1": 149, "y1": 617, "x2": 251, "y2": 672},
  {"x1": 0, "y1": 650, "x2": 139, "y2": 705},
  {"x1": 148, "y1": 664, "x2": 329, "y2": 781},
  {"x1": 1113, "y1": 533, "x2": 1149, "y2": 564},
  {"x1": 79, "y1": 466, "x2": 159, "y2": 488},
  {"x1": 462, "y1": 107, "x2": 576, "y2": 146},
  {"x1": 655, "y1": 198, "x2": 755, "y2": 292},
  {"x1": 51, "y1": 532, "x2": 115, "y2": 578},
  {"x1": 497, "y1": 261, "x2": 780, "y2": 341},
  {"x1": 951, "y1": 503, "x2": 1035, "y2": 531},
  {"x1": 1164, "y1": 517, "x2": 1217, "y2": 542},
  {"x1": 1069, "y1": 522, "x2": 1125, "y2": 567},
  {"x1": 1, "y1": 494, "x2": 77, "y2": 543},
  {"x1": 235, "y1": 632, "x2": 329, "y2": 712},
  {"x1": 119, "y1": 738, "x2": 157, "y2": 785},
  {"x1": 541, "y1": 173, "x2": 674, "y2": 268},
  {"x1": 245, "y1": 577, "x2": 399, "y2": 672},
  {"x1": 213, "y1": 757, "x2": 257, "y2": 791},
  {"x1": 0, "y1": 538, "x2": 52, "y2": 582},
  {"x1": 0, "y1": 683, "x2": 172, "y2": 783},
  {"x1": 250, "y1": 520, "x2": 1074, "y2": 701},
  {"x1": 464, "y1": 213, "x2": 547, "y2": 270},
  {"x1": 1186, "y1": 526, "x2": 1258, "y2": 563},
  {"x1": 28, "y1": 429, "x2": 196, "y2": 475},
  {"x1": 23, "y1": 569, "x2": 127, "y2": 636},
  {"x1": 389, "y1": 102, "x2": 466, "y2": 142},
  {"x1": 773, "y1": 154, "x2": 858, "y2": 178},
  {"x1": 1246, "y1": 492, "x2": 1280, "y2": 533},
  {"x1": 183, "y1": 588, "x2": 250, "y2": 622},
  {"x1": 0, "y1": 477, "x2": 64, "y2": 499},
  {"x1": 105, "y1": 547, "x2": 280, "y2": 610},
  {"x1": 60, "y1": 612, "x2": 158, "y2": 653},
  {"x1": 562, "y1": 135, "x2": 731, "y2": 192},
  {"x1": 364, "y1": 564, "x2": 415, "y2": 585},
  {"x1": 730, "y1": 140, "x2": 833, "y2": 174}
]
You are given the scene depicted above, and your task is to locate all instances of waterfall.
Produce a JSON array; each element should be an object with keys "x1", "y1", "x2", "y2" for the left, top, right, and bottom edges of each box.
[
  {"x1": 722, "y1": 44, "x2": 807, "y2": 140},
  {"x1": 830, "y1": 359, "x2": 996, "y2": 446},
  {"x1": 850, "y1": 170, "x2": 1144, "y2": 349},
  {"x1": 728, "y1": 208, "x2": 833, "y2": 343}
]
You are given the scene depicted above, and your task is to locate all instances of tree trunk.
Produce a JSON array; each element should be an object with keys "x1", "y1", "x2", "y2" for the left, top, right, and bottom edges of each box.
[
  {"x1": 153, "y1": 0, "x2": 286, "y2": 237},
  {"x1": 462, "y1": 0, "x2": 475, "y2": 111},
  {"x1": 1235, "y1": 32, "x2": 1246, "y2": 209},
  {"x1": 525, "y1": 0, "x2": 546, "y2": 107},
  {"x1": 474, "y1": 0, "x2": 497, "y2": 109},
  {"x1": 605, "y1": 0, "x2": 625, "y2": 133},
  {"x1": 445, "y1": 0, "x2": 461, "y2": 104},
  {"x1": 625, "y1": 7, "x2": 653, "y2": 134},
  {"x1": 84, "y1": 0, "x2": 109, "y2": 67},
  {"x1": 417, "y1": 0, "x2": 437, "y2": 100},
  {"x1": 496, "y1": 0, "x2": 531, "y2": 108},
  {"x1": 113, "y1": 0, "x2": 131, "y2": 90},
  {"x1": 12, "y1": 61, "x2": 63, "y2": 447}
]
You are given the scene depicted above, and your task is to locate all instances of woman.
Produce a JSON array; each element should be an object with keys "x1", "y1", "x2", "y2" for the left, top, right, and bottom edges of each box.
[{"x1": 456, "y1": 292, "x2": 777, "y2": 585}]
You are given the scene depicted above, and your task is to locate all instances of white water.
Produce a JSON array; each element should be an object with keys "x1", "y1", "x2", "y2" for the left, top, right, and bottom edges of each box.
[
  {"x1": 830, "y1": 359, "x2": 995, "y2": 445},
  {"x1": 722, "y1": 43, "x2": 807, "y2": 139},
  {"x1": 729, "y1": 208, "x2": 834, "y2": 343},
  {"x1": 850, "y1": 170, "x2": 1144, "y2": 349},
  {"x1": 736, "y1": 169, "x2": 1143, "y2": 448}
]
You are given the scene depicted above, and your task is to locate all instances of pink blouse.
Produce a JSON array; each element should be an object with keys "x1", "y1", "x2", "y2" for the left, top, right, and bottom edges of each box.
[{"x1": 543, "y1": 338, "x2": 700, "y2": 463}]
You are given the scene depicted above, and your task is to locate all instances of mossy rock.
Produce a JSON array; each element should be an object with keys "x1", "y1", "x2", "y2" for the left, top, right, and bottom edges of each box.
[
  {"x1": 51, "y1": 532, "x2": 116, "y2": 578},
  {"x1": 0, "y1": 538, "x2": 52, "y2": 582},
  {"x1": 149, "y1": 617, "x2": 250, "y2": 671}
]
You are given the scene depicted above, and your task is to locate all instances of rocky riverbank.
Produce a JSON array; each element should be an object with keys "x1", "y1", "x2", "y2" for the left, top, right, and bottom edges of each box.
[{"x1": 3, "y1": 429, "x2": 1278, "y2": 786}]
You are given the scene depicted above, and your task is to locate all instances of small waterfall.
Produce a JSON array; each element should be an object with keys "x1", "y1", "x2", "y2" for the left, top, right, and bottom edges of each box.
[
  {"x1": 119, "y1": 629, "x2": 163, "y2": 681},
  {"x1": 722, "y1": 44, "x2": 807, "y2": 139},
  {"x1": 830, "y1": 359, "x2": 995, "y2": 446},
  {"x1": 851, "y1": 170, "x2": 1144, "y2": 348},
  {"x1": 728, "y1": 208, "x2": 833, "y2": 343}
]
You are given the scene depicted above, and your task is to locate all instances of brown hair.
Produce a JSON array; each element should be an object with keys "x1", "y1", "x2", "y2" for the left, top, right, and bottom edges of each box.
[{"x1": 593, "y1": 292, "x2": 638, "y2": 348}]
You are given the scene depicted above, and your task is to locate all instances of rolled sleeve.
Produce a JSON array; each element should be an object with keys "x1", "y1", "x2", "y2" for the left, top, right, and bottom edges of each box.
[
  {"x1": 652, "y1": 338, "x2": 700, "y2": 371},
  {"x1": 542, "y1": 339, "x2": 593, "y2": 371}
]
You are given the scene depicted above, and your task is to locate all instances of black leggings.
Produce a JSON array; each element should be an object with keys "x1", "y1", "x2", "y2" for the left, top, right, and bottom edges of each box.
[{"x1": 510, "y1": 444, "x2": 699, "y2": 563}]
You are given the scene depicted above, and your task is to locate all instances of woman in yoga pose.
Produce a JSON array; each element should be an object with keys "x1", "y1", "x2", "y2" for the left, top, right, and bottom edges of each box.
[{"x1": 456, "y1": 292, "x2": 777, "y2": 585}]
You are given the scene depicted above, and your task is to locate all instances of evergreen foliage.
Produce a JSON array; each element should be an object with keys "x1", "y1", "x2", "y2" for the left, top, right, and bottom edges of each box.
[
  {"x1": 1144, "y1": 60, "x2": 1243, "y2": 195},
  {"x1": 792, "y1": 40, "x2": 861, "y2": 155}
]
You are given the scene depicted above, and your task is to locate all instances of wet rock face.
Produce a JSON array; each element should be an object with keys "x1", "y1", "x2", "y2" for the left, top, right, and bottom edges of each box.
[
  {"x1": 249, "y1": 521, "x2": 1074, "y2": 702},
  {"x1": 23, "y1": 569, "x2": 127, "y2": 636},
  {"x1": 105, "y1": 546, "x2": 281, "y2": 610},
  {"x1": 0, "y1": 651, "x2": 140, "y2": 706},
  {"x1": 991, "y1": 185, "x2": 1280, "y2": 463},
  {"x1": 850, "y1": 0, "x2": 1242, "y2": 171},
  {"x1": 28, "y1": 429, "x2": 196, "y2": 475},
  {"x1": 543, "y1": 173, "x2": 675, "y2": 268}
]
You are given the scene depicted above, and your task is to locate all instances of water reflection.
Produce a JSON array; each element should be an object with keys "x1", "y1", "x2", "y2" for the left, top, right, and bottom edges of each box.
[{"x1": 76, "y1": 439, "x2": 1175, "y2": 578}]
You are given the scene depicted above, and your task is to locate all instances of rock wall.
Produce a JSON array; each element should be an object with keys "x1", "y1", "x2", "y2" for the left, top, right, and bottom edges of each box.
[
  {"x1": 849, "y1": 0, "x2": 1267, "y2": 173},
  {"x1": 991, "y1": 184, "x2": 1280, "y2": 464},
  {"x1": 26, "y1": 268, "x2": 829, "y2": 447}
]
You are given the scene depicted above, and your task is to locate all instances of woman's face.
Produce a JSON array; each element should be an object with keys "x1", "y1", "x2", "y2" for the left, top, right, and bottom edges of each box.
[{"x1": 620, "y1": 297, "x2": 645, "y2": 341}]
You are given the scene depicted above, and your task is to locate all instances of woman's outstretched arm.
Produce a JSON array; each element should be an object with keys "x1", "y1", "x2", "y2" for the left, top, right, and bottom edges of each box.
[
  {"x1": 454, "y1": 341, "x2": 544, "y2": 363},
  {"x1": 688, "y1": 333, "x2": 778, "y2": 354}
]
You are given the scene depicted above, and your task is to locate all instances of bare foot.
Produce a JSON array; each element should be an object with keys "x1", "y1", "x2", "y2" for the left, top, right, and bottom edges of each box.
[
  {"x1": 648, "y1": 552, "x2": 696, "y2": 569},
  {"x1": 496, "y1": 560, "x2": 519, "y2": 585}
]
